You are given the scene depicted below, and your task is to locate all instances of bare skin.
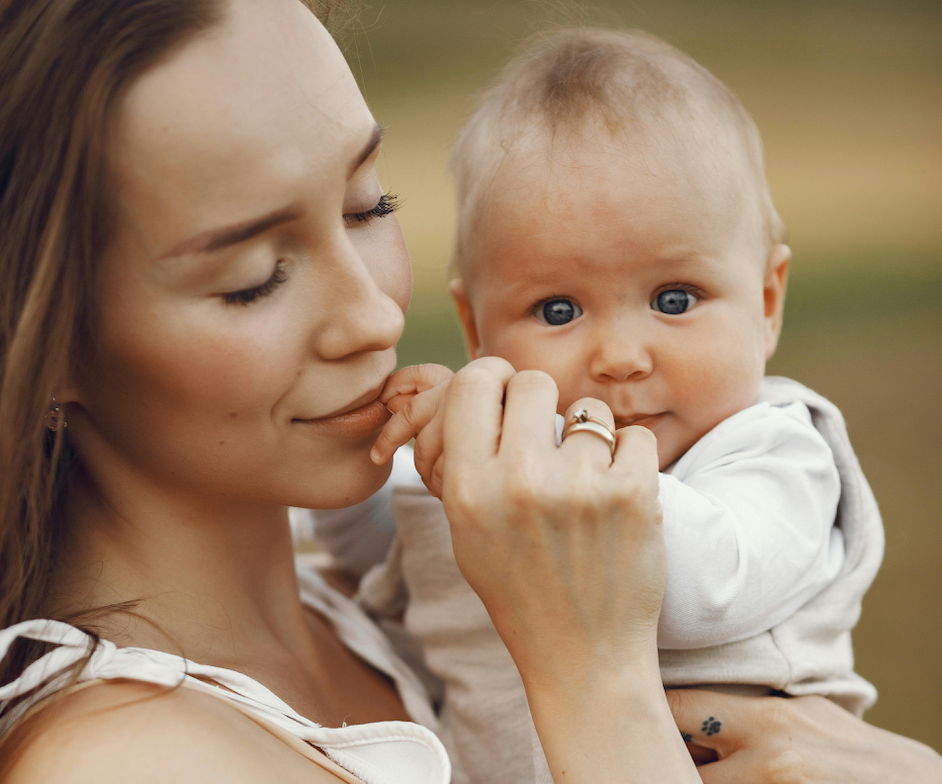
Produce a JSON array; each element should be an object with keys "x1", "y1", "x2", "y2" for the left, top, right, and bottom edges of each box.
[{"x1": 669, "y1": 690, "x2": 942, "y2": 784}]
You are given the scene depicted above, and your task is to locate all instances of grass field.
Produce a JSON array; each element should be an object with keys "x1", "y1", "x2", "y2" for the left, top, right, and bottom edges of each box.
[{"x1": 340, "y1": 0, "x2": 942, "y2": 750}]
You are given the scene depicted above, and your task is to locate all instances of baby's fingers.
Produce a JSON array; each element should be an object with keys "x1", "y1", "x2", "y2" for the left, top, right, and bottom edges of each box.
[
  {"x1": 413, "y1": 404, "x2": 446, "y2": 494},
  {"x1": 380, "y1": 364, "x2": 454, "y2": 406},
  {"x1": 371, "y1": 385, "x2": 447, "y2": 465},
  {"x1": 384, "y1": 391, "x2": 414, "y2": 415}
]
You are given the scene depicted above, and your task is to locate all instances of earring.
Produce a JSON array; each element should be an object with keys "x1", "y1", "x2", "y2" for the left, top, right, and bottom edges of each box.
[{"x1": 45, "y1": 397, "x2": 67, "y2": 432}]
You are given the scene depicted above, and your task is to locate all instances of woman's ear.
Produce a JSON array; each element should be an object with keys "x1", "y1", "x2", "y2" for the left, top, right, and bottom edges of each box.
[
  {"x1": 449, "y1": 279, "x2": 484, "y2": 360},
  {"x1": 54, "y1": 382, "x2": 83, "y2": 406},
  {"x1": 763, "y1": 244, "x2": 791, "y2": 359}
]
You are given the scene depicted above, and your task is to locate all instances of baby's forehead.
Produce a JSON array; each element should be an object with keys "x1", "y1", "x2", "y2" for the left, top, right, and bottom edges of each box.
[
  {"x1": 476, "y1": 130, "x2": 760, "y2": 246},
  {"x1": 450, "y1": 30, "x2": 786, "y2": 283}
]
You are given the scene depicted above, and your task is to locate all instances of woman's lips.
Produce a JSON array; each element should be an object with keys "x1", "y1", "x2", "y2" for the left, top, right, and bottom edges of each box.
[{"x1": 293, "y1": 398, "x2": 391, "y2": 438}]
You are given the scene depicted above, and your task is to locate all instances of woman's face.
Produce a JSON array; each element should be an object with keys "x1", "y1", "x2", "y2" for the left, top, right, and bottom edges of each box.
[{"x1": 70, "y1": 0, "x2": 411, "y2": 510}]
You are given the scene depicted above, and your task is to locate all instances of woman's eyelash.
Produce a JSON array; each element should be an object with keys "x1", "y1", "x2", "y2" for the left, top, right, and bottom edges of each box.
[
  {"x1": 223, "y1": 261, "x2": 289, "y2": 306},
  {"x1": 345, "y1": 193, "x2": 400, "y2": 225}
]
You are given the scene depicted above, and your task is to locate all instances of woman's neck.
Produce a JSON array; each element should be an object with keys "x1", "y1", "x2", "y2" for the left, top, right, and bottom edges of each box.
[{"x1": 50, "y1": 468, "x2": 315, "y2": 667}]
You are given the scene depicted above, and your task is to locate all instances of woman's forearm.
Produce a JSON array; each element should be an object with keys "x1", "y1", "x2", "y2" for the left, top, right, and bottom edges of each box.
[
  {"x1": 439, "y1": 361, "x2": 695, "y2": 782},
  {"x1": 525, "y1": 652, "x2": 700, "y2": 784}
]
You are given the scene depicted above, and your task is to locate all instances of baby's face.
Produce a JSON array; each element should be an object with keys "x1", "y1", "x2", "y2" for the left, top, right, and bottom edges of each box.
[{"x1": 454, "y1": 140, "x2": 787, "y2": 469}]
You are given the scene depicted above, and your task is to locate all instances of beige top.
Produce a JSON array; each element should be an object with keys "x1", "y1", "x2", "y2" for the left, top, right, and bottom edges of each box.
[{"x1": 0, "y1": 561, "x2": 451, "y2": 784}]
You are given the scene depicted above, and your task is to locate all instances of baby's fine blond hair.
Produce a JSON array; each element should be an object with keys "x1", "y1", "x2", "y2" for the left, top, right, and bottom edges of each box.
[{"x1": 450, "y1": 28, "x2": 786, "y2": 280}]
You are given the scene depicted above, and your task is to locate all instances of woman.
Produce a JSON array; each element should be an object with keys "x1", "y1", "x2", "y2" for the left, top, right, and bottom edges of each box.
[
  {"x1": 0, "y1": 1, "x2": 938, "y2": 782},
  {"x1": 0, "y1": 0, "x2": 693, "y2": 780}
]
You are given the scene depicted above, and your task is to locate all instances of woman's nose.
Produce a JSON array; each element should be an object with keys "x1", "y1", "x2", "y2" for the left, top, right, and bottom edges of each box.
[
  {"x1": 312, "y1": 242, "x2": 405, "y2": 361},
  {"x1": 589, "y1": 323, "x2": 653, "y2": 383}
]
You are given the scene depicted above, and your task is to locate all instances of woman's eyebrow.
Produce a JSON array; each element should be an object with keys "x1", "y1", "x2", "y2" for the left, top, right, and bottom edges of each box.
[
  {"x1": 350, "y1": 123, "x2": 384, "y2": 176},
  {"x1": 156, "y1": 125, "x2": 383, "y2": 262},
  {"x1": 156, "y1": 203, "x2": 305, "y2": 261}
]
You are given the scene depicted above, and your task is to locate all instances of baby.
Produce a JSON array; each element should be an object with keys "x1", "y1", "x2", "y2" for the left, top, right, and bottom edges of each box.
[{"x1": 305, "y1": 29, "x2": 884, "y2": 784}]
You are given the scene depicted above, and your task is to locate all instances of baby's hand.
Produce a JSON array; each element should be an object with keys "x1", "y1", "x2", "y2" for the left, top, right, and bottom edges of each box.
[{"x1": 371, "y1": 364, "x2": 455, "y2": 498}]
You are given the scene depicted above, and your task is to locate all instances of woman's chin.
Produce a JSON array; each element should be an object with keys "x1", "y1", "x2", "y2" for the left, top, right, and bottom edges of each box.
[{"x1": 289, "y1": 453, "x2": 393, "y2": 510}]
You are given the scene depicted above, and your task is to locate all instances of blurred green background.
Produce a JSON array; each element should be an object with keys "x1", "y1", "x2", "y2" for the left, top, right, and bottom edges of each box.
[{"x1": 341, "y1": 0, "x2": 941, "y2": 751}]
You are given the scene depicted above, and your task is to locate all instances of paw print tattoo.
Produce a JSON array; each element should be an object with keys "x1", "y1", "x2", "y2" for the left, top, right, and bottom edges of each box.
[
  {"x1": 680, "y1": 732, "x2": 693, "y2": 743},
  {"x1": 701, "y1": 716, "x2": 722, "y2": 736}
]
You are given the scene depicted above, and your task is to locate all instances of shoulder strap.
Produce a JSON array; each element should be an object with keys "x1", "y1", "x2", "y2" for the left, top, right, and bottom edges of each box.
[
  {"x1": 210, "y1": 689, "x2": 367, "y2": 783},
  {"x1": 13, "y1": 678, "x2": 366, "y2": 784}
]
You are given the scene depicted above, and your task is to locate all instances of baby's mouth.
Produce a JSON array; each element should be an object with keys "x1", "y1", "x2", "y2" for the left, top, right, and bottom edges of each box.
[{"x1": 614, "y1": 412, "x2": 666, "y2": 429}]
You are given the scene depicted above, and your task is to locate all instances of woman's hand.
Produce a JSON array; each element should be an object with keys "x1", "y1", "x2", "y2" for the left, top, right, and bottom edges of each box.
[
  {"x1": 440, "y1": 358, "x2": 663, "y2": 684},
  {"x1": 438, "y1": 357, "x2": 698, "y2": 784},
  {"x1": 668, "y1": 689, "x2": 942, "y2": 783}
]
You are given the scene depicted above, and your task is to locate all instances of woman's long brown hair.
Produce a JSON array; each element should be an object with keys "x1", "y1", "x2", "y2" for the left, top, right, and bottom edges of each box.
[{"x1": 0, "y1": 0, "x2": 335, "y2": 767}]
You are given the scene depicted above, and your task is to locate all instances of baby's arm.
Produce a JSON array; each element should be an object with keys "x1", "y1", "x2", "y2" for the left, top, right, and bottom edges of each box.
[
  {"x1": 306, "y1": 364, "x2": 453, "y2": 577},
  {"x1": 655, "y1": 402, "x2": 844, "y2": 649}
]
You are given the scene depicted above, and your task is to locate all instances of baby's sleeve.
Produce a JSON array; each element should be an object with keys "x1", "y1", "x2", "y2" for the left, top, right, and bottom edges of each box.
[
  {"x1": 302, "y1": 446, "x2": 422, "y2": 578},
  {"x1": 657, "y1": 402, "x2": 845, "y2": 650}
]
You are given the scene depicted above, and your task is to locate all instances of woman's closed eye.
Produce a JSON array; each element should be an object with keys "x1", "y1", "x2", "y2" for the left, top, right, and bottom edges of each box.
[
  {"x1": 534, "y1": 298, "x2": 583, "y2": 326},
  {"x1": 651, "y1": 287, "x2": 700, "y2": 315},
  {"x1": 344, "y1": 193, "x2": 400, "y2": 226},
  {"x1": 223, "y1": 261, "x2": 289, "y2": 306}
]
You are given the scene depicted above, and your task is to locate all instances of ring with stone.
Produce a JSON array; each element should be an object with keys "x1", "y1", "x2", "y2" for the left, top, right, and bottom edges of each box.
[{"x1": 561, "y1": 409, "x2": 617, "y2": 457}]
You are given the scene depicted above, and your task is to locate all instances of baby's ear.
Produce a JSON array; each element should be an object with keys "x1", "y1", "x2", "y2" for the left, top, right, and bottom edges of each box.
[
  {"x1": 763, "y1": 244, "x2": 791, "y2": 359},
  {"x1": 449, "y1": 279, "x2": 484, "y2": 360}
]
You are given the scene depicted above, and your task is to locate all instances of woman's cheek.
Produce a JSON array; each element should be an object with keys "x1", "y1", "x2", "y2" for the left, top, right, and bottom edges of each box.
[
  {"x1": 195, "y1": 316, "x2": 302, "y2": 408},
  {"x1": 119, "y1": 304, "x2": 300, "y2": 415}
]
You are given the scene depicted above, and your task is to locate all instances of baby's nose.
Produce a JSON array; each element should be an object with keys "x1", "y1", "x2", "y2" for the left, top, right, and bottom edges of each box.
[{"x1": 589, "y1": 335, "x2": 653, "y2": 382}]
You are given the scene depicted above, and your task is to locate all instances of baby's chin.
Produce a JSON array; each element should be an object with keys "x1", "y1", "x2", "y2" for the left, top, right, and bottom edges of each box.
[{"x1": 647, "y1": 417, "x2": 699, "y2": 472}]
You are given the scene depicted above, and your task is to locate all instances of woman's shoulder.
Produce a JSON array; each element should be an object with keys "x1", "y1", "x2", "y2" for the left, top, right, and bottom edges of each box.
[{"x1": 5, "y1": 680, "x2": 343, "y2": 784}]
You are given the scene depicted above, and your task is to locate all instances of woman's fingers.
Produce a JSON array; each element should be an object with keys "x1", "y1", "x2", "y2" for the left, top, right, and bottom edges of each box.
[
  {"x1": 666, "y1": 690, "x2": 767, "y2": 782},
  {"x1": 667, "y1": 689, "x2": 816, "y2": 783},
  {"x1": 610, "y1": 424, "x2": 661, "y2": 497},
  {"x1": 694, "y1": 753, "x2": 766, "y2": 784},
  {"x1": 557, "y1": 397, "x2": 617, "y2": 465},
  {"x1": 443, "y1": 357, "x2": 516, "y2": 471},
  {"x1": 666, "y1": 689, "x2": 747, "y2": 758},
  {"x1": 672, "y1": 690, "x2": 942, "y2": 784},
  {"x1": 498, "y1": 370, "x2": 559, "y2": 458}
]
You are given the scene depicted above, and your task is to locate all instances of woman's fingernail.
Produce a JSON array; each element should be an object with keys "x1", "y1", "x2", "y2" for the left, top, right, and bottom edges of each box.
[{"x1": 370, "y1": 448, "x2": 382, "y2": 464}]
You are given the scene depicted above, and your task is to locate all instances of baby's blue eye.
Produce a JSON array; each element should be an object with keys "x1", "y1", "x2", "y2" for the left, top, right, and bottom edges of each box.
[
  {"x1": 537, "y1": 298, "x2": 583, "y2": 326},
  {"x1": 652, "y1": 289, "x2": 698, "y2": 315}
]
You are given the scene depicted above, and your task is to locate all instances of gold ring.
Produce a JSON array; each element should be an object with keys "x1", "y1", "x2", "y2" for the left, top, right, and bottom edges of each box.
[
  {"x1": 564, "y1": 409, "x2": 616, "y2": 436},
  {"x1": 561, "y1": 410, "x2": 616, "y2": 457}
]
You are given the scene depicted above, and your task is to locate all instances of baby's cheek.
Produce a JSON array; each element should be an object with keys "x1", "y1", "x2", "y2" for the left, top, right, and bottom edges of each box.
[{"x1": 671, "y1": 339, "x2": 761, "y2": 429}]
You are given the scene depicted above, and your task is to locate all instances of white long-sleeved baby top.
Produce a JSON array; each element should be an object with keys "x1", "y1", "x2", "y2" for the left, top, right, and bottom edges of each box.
[{"x1": 302, "y1": 376, "x2": 884, "y2": 784}]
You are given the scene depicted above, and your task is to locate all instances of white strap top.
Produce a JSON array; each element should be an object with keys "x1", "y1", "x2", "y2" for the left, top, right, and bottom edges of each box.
[{"x1": 0, "y1": 560, "x2": 450, "y2": 784}]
